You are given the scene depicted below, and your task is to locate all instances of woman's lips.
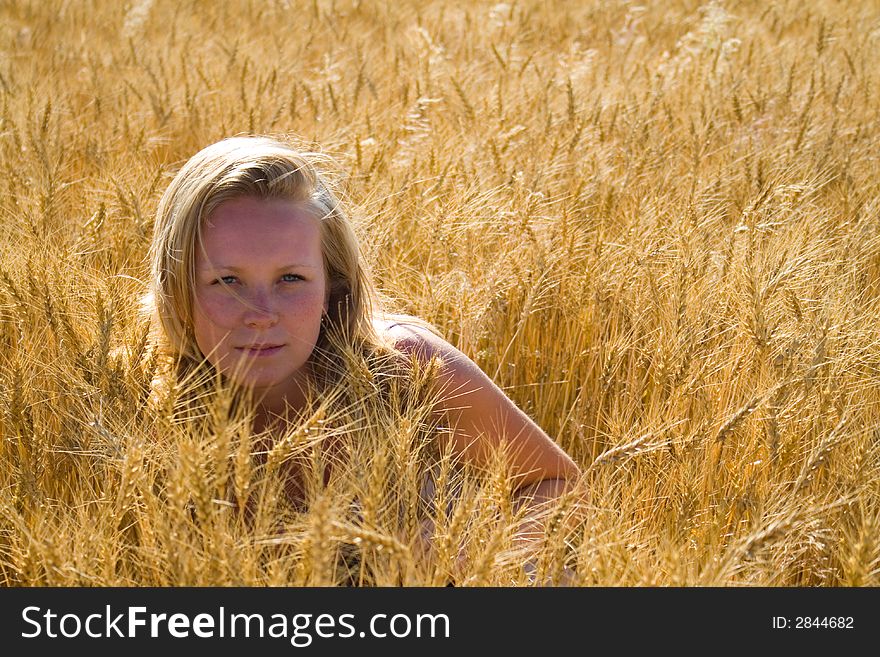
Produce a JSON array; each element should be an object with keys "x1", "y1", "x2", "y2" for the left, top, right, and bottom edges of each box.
[{"x1": 236, "y1": 345, "x2": 284, "y2": 357}]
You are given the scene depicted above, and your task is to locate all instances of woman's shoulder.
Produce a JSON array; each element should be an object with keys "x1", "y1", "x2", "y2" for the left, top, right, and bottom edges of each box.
[
  {"x1": 372, "y1": 312, "x2": 437, "y2": 332},
  {"x1": 370, "y1": 314, "x2": 480, "y2": 387},
  {"x1": 369, "y1": 315, "x2": 515, "y2": 423},
  {"x1": 372, "y1": 313, "x2": 448, "y2": 356}
]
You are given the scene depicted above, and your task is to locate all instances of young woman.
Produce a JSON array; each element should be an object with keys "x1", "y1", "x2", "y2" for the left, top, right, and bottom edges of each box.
[{"x1": 146, "y1": 136, "x2": 581, "y2": 575}]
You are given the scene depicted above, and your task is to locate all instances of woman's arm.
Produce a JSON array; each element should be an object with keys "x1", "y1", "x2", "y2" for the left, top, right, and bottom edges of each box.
[
  {"x1": 386, "y1": 323, "x2": 581, "y2": 545},
  {"x1": 387, "y1": 323, "x2": 581, "y2": 583},
  {"x1": 386, "y1": 323, "x2": 581, "y2": 486}
]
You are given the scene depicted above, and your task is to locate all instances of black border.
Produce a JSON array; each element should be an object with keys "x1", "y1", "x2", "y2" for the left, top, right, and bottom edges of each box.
[{"x1": 1, "y1": 587, "x2": 874, "y2": 654}]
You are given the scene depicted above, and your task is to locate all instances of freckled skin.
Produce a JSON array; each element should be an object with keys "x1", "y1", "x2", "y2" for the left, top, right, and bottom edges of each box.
[{"x1": 192, "y1": 197, "x2": 329, "y2": 411}]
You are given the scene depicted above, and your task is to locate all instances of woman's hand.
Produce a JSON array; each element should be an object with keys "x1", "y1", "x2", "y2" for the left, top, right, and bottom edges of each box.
[{"x1": 512, "y1": 478, "x2": 580, "y2": 586}]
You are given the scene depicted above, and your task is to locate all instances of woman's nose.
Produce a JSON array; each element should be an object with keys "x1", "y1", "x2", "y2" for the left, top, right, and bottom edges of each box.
[{"x1": 241, "y1": 291, "x2": 279, "y2": 328}]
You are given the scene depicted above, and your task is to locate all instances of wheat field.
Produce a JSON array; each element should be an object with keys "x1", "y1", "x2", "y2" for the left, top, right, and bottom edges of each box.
[{"x1": 1, "y1": 0, "x2": 879, "y2": 586}]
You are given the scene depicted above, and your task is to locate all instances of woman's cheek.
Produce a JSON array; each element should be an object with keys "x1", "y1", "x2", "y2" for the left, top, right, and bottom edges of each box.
[
  {"x1": 199, "y1": 292, "x2": 242, "y2": 329},
  {"x1": 278, "y1": 287, "x2": 325, "y2": 316}
]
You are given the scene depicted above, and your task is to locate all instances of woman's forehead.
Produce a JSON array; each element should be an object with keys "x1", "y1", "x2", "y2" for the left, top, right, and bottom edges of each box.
[{"x1": 196, "y1": 197, "x2": 322, "y2": 266}]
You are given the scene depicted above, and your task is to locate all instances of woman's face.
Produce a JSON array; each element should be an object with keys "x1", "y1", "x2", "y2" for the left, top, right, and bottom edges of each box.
[{"x1": 192, "y1": 196, "x2": 329, "y2": 398}]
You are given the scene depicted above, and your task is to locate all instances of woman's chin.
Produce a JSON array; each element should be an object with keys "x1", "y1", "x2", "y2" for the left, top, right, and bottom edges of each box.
[
  {"x1": 233, "y1": 374, "x2": 286, "y2": 390},
  {"x1": 223, "y1": 368, "x2": 305, "y2": 395}
]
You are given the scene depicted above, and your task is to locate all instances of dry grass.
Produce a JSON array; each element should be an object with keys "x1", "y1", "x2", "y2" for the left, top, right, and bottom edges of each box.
[{"x1": 1, "y1": 0, "x2": 880, "y2": 586}]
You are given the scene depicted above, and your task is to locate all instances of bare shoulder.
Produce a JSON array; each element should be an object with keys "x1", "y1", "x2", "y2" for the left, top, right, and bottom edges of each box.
[
  {"x1": 373, "y1": 317, "x2": 510, "y2": 412},
  {"x1": 373, "y1": 315, "x2": 580, "y2": 482},
  {"x1": 373, "y1": 317, "x2": 471, "y2": 372}
]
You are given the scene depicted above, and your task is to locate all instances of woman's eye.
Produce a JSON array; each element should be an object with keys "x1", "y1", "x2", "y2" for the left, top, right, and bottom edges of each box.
[{"x1": 210, "y1": 274, "x2": 301, "y2": 285}]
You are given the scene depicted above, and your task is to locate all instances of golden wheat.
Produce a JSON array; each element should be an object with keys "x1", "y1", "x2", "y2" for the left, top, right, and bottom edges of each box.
[{"x1": 0, "y1": 0, "x2": 879, "y2": 586}]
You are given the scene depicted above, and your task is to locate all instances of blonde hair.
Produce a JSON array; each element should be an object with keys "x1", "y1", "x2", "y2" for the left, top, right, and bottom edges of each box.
[{"x1": 147, "y1": 136, "x2": 384, "y2": 375}]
